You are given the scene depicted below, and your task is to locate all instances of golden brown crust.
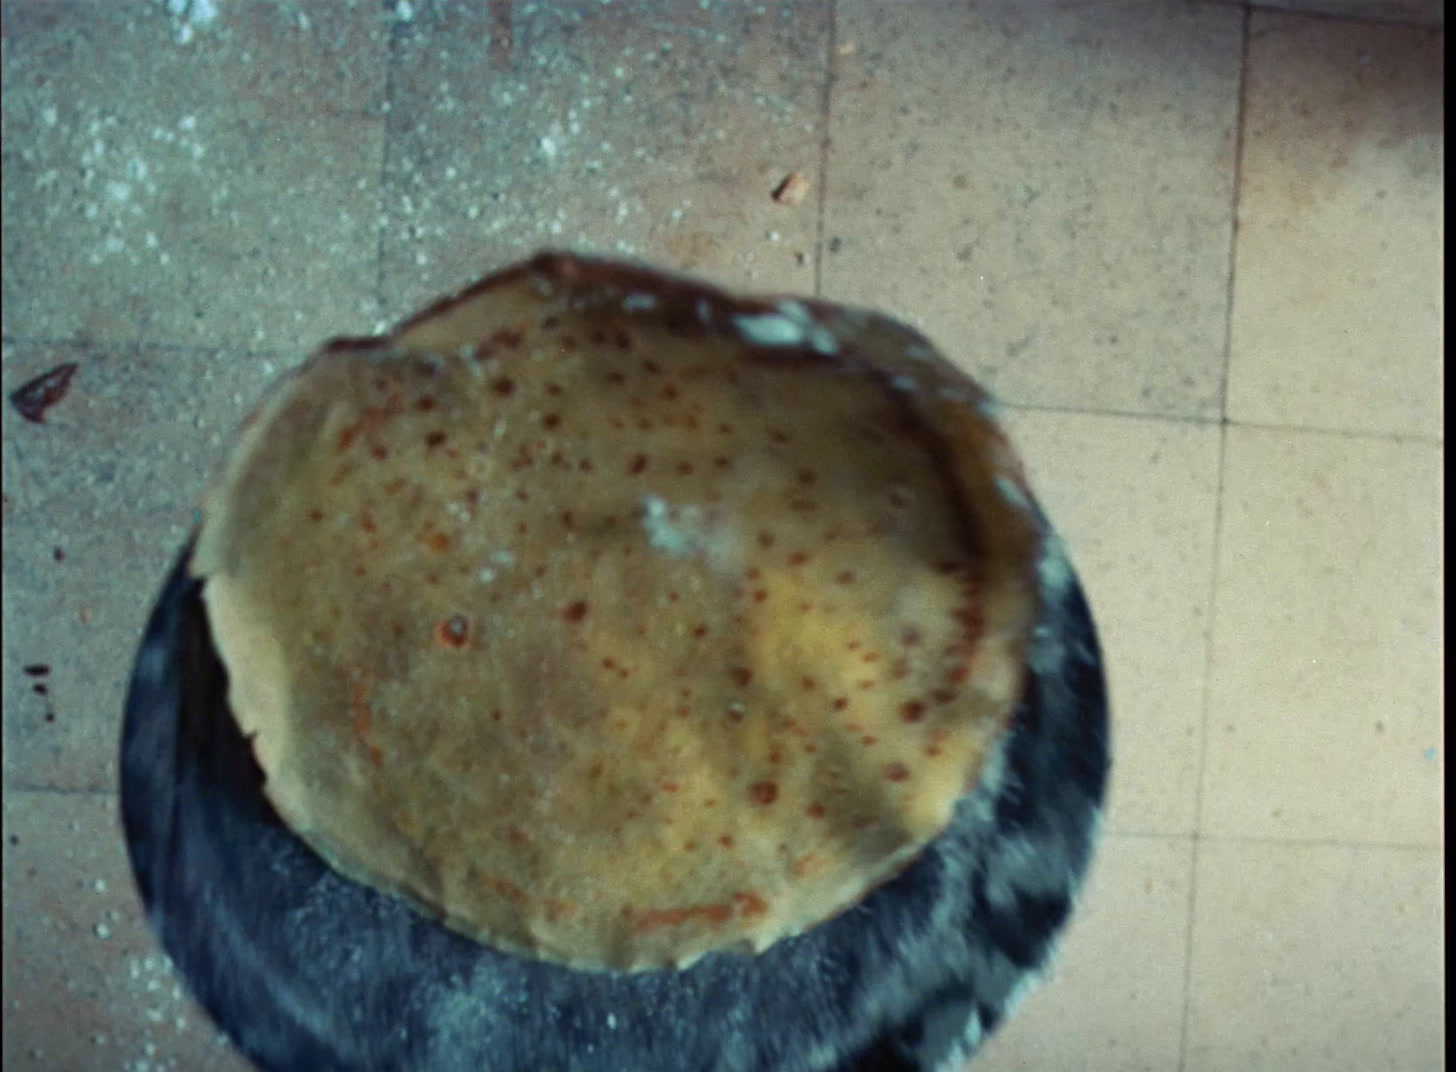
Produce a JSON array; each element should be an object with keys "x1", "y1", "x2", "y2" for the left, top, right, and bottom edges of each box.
[{"x1": 191, "y1": 253, "x2": 1044, "y2": 971}]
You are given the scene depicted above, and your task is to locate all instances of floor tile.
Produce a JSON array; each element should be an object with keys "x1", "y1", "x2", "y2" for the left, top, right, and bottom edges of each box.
[
  {"x1": 973, "y1": 834, "x2": 1193, "y2": 1072},
  {"x1": 1, "y1": 1, "x2": 387, "y2": 350},
  {"x1": 1203, "y1": 426, "x2": 1443, "y2": 845},
  {"x1": 379, "y1": 0, "x2": 828, "y2": 321},
  {"x1": 3, "y1": 502, "x2": 188, "y2": 792},
  {"x1": 2, "y1": 341, "x2": 285, "y2": 518},
  {"x1": 1, "y1": 790, "x2": 253, "y2": 1072},
  {"x1": 1227, "y1": 14, "x2": 1444, "y2": 439},
  {"x1": 1, "y1": 342, "x2": 42, "y2": 515},
  {"x1": 823, "y1": 2, "x2": 1241, "y2": 418},
  {"x1": 1185, "y1": 838, "x2": 1444, "y2": 1072},
  {"x1": 1000, "y1": 409, "x2": 1221, "y2": 836}
]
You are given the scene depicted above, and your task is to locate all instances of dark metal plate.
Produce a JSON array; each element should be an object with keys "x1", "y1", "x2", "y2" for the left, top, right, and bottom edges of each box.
[{"x1": 120, "y1": 535, "x2": 1108, "y2": 1072}]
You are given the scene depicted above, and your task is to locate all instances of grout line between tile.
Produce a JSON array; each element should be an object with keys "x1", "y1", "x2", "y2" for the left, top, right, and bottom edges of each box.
[
  {"x1": 0, "y1": 336, "x2": 296, "y2": 365},
  {"x1": 3, "y1": 785, "x2": 118, "y2": 798},
  {"x1": 373, "y1": 16, "x2": 403, "y2": 326},
  {"x1": 3, "y1": 433, "x2": 37, "y2": 515},
  {"x1": 1179, "y1": 335, "x2": 1232, "y2": 1072},
  {"x1": 1106, "y1": 827, "x2": 1443, "y2": 852},
  {"x1": 1201, "y1": 832, "x2": 1446, "y2": 852},
  {"x1": 1001, "y1": 401, "x2": 1224, "y2": 427},
  {"x1": 1220, "y1": 419, "x2": 1445, "y2": 447},
  {"x1": 812, "y1": 0, "x2": 836, "y2": 301},
  {"x1": 999, "y1": 402, "x2": 1442, "y2": 447},
  {"x1": 1180, "y1": 16, "x2": 1250, "y2": 1067},
  {"x1": 1218, "y1": 3, "x2": 1251, "y2": 431},
  {"x1": 1242, "y1": 2, "x2": 1443, "y2": 29}
]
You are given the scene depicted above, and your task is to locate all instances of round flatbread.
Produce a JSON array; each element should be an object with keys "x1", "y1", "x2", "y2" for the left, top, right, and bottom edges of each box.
[{"x1": 191, "y1": 253, "x2": 1045, "y2": 971}]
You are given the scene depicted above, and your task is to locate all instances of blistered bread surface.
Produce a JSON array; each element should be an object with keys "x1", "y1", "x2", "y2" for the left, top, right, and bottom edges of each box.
[{"x1": 192, "y1": 255, "x2": 1043, "y2": 971}]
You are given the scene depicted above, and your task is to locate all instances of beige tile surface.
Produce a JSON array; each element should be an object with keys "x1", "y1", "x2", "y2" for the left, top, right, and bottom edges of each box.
[
  {"x1": 379, "y1": 0, "x2": 827, "y2": 322},
  {"x1": 2, "y1": 790, "x2": 252, "y2": 1072},
  {"x1": 974, "y1": 834, "x2": 1194, "y2": 1072},
  {"x1": 2, "y1": 500, "x2": 187, "y2": 791},
  {"x1": 1227, "y1": 15, "x2": 1444, "y2": 439},
  {"x1": 0, "y1": 2, "x2": 387, "y2": 350},
  {"x1": 1001, "y1": 409, "x2": 1221, "y2": 836},
  {"x1": 1185, "y1": 838, "x2": 1445, "y2": 1072},
  {"x1": 1203, "y1": 425, "x2": 1443, "y2": 846},
  {"x1": 824, "y1": 1, "x2": 1241, "y2": 417},
  {"x1": 1, "y1": 341, "x2": 282, "y2": 518}
]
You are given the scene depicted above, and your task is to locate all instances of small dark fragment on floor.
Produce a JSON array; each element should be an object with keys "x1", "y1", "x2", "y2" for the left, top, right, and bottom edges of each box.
[
  {"x1": 23, "y1": 664, "x2": 51, "y2": 677},
  {"x1": 9, "y1": 362, "x2": 79, "y2": 424},
  {"x1": 772, "y1": 171, "x2": 810, "y2": 205}
]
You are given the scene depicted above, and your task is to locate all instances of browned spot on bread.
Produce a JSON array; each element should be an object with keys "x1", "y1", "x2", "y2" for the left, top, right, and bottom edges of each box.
[
  {"x1": 436, "y1": 615, "x2": 471, "y2": 648},
  {"x1": 351, "y1": 681, "x2": 383, "y2": 767},
  {"x1": 625, "y1": 901, "x2": 732, "y2": 933},
  {"x1": 731, "y1": 891, "x2": 768, "y2": 918}
]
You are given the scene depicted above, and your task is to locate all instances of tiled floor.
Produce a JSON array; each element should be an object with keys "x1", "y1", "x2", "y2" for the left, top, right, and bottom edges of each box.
[{"x1": 1, "y1": 3, "x2": 1443, "y2": 1071}]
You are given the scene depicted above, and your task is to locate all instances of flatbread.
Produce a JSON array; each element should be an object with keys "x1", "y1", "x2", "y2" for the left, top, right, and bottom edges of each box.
[{"x1": 191, "y1": 253, "x2": 1045, "y2": 971}]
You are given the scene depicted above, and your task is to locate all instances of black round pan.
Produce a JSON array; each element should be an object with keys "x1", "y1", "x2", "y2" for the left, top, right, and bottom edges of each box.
[{"x1": 120, "y1": 531, "x2": 1108, "y2": 1072}]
